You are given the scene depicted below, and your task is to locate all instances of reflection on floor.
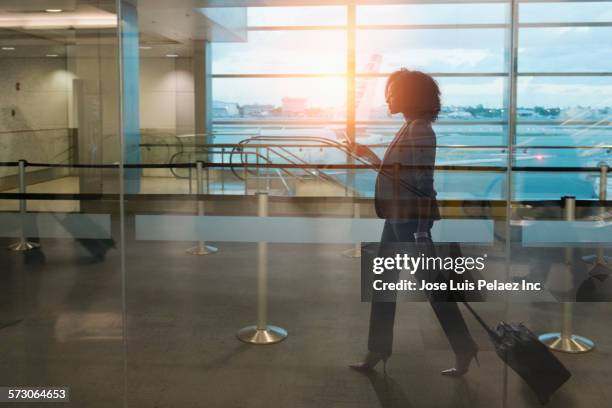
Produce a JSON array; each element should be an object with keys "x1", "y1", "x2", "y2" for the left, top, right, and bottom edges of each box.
[
  {"x1": 54, "y1": 312, "x2": 122, "y2": 343},
  {"x1": 0, "y1": 223, "x2": 611, "y2": 408}
]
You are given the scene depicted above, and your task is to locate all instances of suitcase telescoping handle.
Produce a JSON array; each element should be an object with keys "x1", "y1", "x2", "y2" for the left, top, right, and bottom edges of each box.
[{"x1": 461, "y1": 301, "x2": 499, "y2": 340}]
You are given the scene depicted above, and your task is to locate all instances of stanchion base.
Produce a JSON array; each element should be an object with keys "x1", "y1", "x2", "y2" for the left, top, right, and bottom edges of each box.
[
  {"x1": 8, "y1": 241, "x2": 40, "y2": 252},
  {"x1": 582, "y1": 254, "x2": 612, "y2": 266},
  {"x1": 342, "y1": 247, "x2": 361, "y2": 258},
  {"x1": 539, "y1": 332, "x2": 595, "y2": 353},
  {"x1": 587, "y1": 263, "x2": 612, "y2": 277},
  {"x1": 236, "y1": 325, "x2": 288, "y2": 345},
  {"x1": 186, "y1": 244, "x2": 218, "y2": 255}
]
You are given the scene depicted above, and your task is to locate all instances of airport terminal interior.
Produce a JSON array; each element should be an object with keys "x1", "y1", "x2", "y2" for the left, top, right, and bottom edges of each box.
[{"x1": 1, "y1": 0, "x2": 611, "y2": 407}]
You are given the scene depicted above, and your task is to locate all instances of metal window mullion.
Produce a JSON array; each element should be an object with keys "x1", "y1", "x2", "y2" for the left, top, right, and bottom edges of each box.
[
  {"x1": 507, "y1": 0, "x2": 519, "y2": 204},
  {"x1": 518, "y1": 72, "x2": 612, "y2": 77},
  {"x1": 347, "y1": 5, "x2": 356, "y2": 145},
  {"x1": 346, "y1": 5, "x2": 356, "y2": 195},
  {"x1": 248, "y1": 25, "x2": 347, "y2": 31},
  {"x1": 353, "y1": 22, "x2": 612, "y2": 30},
  {"x1": 115, "y1": 0, "x2": 129, "y2": 406},
  {"x1": 520, "y1": 21, "x2": 612, "y2": 28},
  {"x1": 356, "y1": 72, "x2": 507, "y2": 77},
  {"x1": 212, "y1": 119, "x2": 612, "y2": 126},
  {"x1": 212, "y1": 72, "x2": 612, "y2": 79},
  {"x1": 211, "y1": 119, "x2": 507, "y2": 125},
  {"x1": 502, "y1": 3, "x2": 520, "y2": 395},
  {"x1": 357, "y1": 23, "x2": 508, "y2": 30},
  {"x1": 211, "y1": 73, "x2": 346, "y2": 78}
]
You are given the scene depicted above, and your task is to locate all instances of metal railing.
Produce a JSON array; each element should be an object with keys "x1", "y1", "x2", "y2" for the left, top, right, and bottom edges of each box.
[
  {"x1": 0, "y1": 158, "x2": 608, "y2": 203},
  {"x1": 231, "y1": 135, "x2": 371, "y2": 195}
]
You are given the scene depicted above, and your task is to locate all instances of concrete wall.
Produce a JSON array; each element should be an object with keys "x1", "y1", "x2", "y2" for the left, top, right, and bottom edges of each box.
[
  {"x1": 140, "y1": 57, "x2": 195, "y2": 177},
  {"x1": 0, "y1": 53, "x2": 197, "y2": 183},
  {"x1": 140, "y1": 57, "x2": 194, "y2": 134},
  {"x1": 0, "y1": 58, "x2": 74, "y2": 179},
  {"x1": 0, "y1": 44, "x2": 120, "y2": 191},
  {"x1": 67, "y1": 41, "x2": 122, "y2": 194}
]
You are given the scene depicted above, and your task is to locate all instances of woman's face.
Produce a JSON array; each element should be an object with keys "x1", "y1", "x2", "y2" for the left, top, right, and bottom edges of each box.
[{"x1": 385, "y1": 84, "x2": 401, "y2": 115}]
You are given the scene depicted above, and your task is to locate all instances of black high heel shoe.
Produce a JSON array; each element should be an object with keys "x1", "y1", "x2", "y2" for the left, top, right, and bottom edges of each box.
[
  {"x1": 349, "y1": 351, "x2": 391, "y2": 373},
  {"x1": 441, "y1": 350, "x2": 479, "y2": 377}
]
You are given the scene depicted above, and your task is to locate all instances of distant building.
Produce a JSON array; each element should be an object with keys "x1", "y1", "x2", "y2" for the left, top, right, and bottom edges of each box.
[
  {"x1": 242, "y1": 104, "x2": 275, "y2": 117},
  {"x1": 282, "y1": 97, "x2": 307, "y2": 116},
  {"x1": 517, "y1": 108, "x2": 537, "y2": 118},
  {"x1": 561, "y1": 106, "x2": 598, "y2": 120},
  {"x1": 445, "y1": 110, "x2": 473, "y2": 120},
  {"x1": 212, "y1": 101, "x2": 239, "y2": 117}
]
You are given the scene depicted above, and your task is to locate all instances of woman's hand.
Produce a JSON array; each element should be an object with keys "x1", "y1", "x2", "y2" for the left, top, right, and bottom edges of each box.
[{"x1": 352, "y1": 143, "x2": 381, "y2": 165}]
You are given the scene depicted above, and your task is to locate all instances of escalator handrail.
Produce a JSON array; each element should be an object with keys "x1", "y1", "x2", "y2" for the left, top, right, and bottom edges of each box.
[
  {"x1": 235, "y1": 135, "x2": 433, "y2": 199},
  {"x1": 234, "y1": 136, "x2": 361, "y2": 193}
]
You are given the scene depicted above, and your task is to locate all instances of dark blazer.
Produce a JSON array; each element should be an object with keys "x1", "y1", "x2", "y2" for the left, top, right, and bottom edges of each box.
[{"x1": 374, "y1": 119, "x2": 441, "y2": 222}]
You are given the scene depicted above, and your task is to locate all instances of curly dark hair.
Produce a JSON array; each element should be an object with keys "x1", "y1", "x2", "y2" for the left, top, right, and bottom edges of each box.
[{"x1": 385, "y1": 69, "x2": 441, "y2": 122}]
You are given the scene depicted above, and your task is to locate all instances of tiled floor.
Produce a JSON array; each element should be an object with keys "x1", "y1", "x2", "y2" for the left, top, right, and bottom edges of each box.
[{"x1": 0, "y1": 225, "x2": 610, "y2": 408}]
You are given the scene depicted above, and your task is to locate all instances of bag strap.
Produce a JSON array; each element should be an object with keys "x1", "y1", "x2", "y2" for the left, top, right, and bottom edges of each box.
[{"x1": 461, "y1": 301, "x2": 498, "y2": 339}]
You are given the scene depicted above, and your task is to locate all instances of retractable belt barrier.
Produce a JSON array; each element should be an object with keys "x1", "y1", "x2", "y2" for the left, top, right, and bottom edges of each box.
[
  {"x1": 2, "y1": 159, "x2": 609, "y2": 350},
  {"x1": 7, "y1": 160, "x2": 40, "y2": 251},
  {"x1": 235, "y1": 193, "x2": 288, "y2": 345},
  {"x1": 538, "y1": 196, "x2": 596, "y2": 353},
  {"x1": 581, "y1": 163, "x2": 611, "y2": 274},
  {"x1": 186, "y1": 161, "x2": 218, "y2": 256}
]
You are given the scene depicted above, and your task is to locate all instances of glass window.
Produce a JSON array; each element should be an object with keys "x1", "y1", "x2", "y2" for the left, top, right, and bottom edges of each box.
[
  {"x1": 364, "y1": 76, "x2": 507, "y2": 113},
  {"x1": 519, "y1": 27, "x2": 612, "y2": 72},
  {"x1": 519, "y1": 1, "x2": 612, "y2": 23},
  {"x1": 517, "y1": 76, "x2": 612, "y2": 110},
  {"x1": 357, "y1": 29, "x2": 507, "y2": 73},
  {"x1": 248, "y1": 6, "x2": 346, "y2": 26},
  {"x1": 212, "y1": 77, "x2": 347, "y2": 120},
  {"x1": 515, "y1": 2, "x2": 612, "y2": 200},
  {"x1": 0, "y1": 0, "x2": 124, "y2": 405},
  {"x1": 212, "y1": 30, "x2": 346, "y2": 74},
  {"x1": 357, "y1": 4, "x2": 508, "y2": 25}
]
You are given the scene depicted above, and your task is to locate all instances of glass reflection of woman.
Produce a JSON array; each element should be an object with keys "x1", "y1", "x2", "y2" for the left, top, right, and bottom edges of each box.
[{"x1": 349, "y1": 69, "x2": 478, "y2": 376}]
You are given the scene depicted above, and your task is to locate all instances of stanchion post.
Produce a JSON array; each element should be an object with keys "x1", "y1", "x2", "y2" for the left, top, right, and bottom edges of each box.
[
  {"x1": 237, "y1": 192, "x2": 288, "y2": 344},
  {"x1": 221, "y1": 147, "x2": 225, "y2": 193},
  {"x1": 539, "y1": 196, "x2": 595, "y2": 353},
  {"x1": 342, "y1": 201, "x2": 361, "y2": 258},
  {"x1": 265, "y1": 147, "x2": 271, "y2": 192},
  {"x1": 8, "y1": 160, "x2": 40, "y2": 251},
  {"x1": 599, "y1": 163, "x2": 608, "y2": 201},
  {"x1": 255, "y1": 146, "x2": 259, "y2": 193},
  {"x1": 244, "y1": 159, "x2": 248, "y2": 195},
  {"x1": 186, "y1": 161, "x2": 218, "y2": 255},
  {"x1": 582, "y1": 163, "x2": 611, "y2": 270}
]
